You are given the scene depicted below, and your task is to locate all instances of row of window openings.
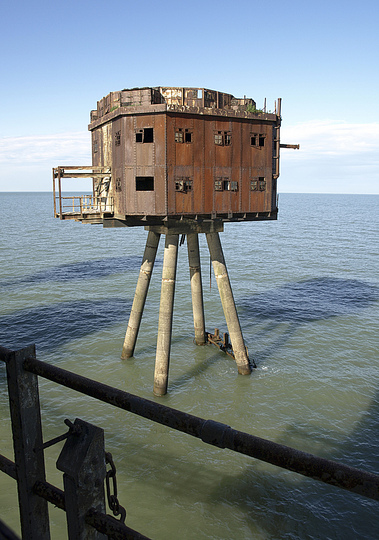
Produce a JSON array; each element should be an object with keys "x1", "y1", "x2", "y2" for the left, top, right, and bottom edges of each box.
[
  {"x1": 97, "y1": 129, "x2": 266, "y2": 150},
  {"x1": 118, "y1": 176, "x2": 266, "y2": 192},
  {"x1": 213, "y1": 178, "x2": 266, "y2": 191},
  {"x1": 176, "y1": 177, "x2": 266, "y2": 192}
]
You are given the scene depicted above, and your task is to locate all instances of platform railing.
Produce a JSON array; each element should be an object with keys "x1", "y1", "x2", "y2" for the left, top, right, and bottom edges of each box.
[
  {"x1": 52, "y1": 166, "x2": 112, "y2": 220},
  {"x1": 54, "y1": 194, "x2": 114, "y2": 219},
  {"x1": 1, "y1": 344, "x2": 379, "y2": 539}
]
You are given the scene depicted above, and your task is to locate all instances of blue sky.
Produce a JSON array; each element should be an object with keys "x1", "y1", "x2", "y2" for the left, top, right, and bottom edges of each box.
[{"x1": 1, "y1": 0, "x2": 378, "y2": 193}]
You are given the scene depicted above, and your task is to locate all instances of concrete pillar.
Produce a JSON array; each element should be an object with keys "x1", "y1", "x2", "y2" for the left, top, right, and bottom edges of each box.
[
  {"x1": 187, "y1": 233, "x2": 206, "y2": 345},
  {"x1": 121, "y1": 230, "x2": 160, "y2": 359},
  {"x1": 153, "y1": 234, "x2": 179, "y2": 396},
  {"x1": 206, "y1": 232, "x2": 251, "y2": 375}
]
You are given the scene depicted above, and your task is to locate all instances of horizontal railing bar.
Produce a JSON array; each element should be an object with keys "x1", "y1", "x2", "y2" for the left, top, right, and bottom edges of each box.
[
  {"x1": 33, "y1": 480, "x2": 65, "y2": 511},
  {"x1": 0, "y1": 454, "x2": 17, "y2": 480},
  {"x1": 23, "y1": 356, "x2": 379, "y2": 501},
  {"x1": 0, "y1": 519, "x2": 21, "y2": 540},
  {"x1": 53, "y1": 166, "x2": 111, "y2": 171},
  {"x1": 85, "y1": 508, "x2": 151, "y2": 540}
]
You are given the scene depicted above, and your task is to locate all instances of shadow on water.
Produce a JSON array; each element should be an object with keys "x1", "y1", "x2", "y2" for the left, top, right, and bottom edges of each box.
[
  {"x1": 0, "y1": 256, "x2": 161, "y2": 288},
  {"x1": 238, "y1": 277, "x2": 379, "y2": 365},
  {"x1": 0, "y1": 298, "x2": 130, "y2": 353},
  {"x1": 240, "y1": 278, "x2": 379, "y2": 323}
]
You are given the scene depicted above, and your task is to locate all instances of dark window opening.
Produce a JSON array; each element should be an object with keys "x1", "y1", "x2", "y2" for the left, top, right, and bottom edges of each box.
[
  {"x1": 250, "y1": 134, "x2": 257, "y2": 146},
  {"x1": 136, "y1": 176, "x2": 154, "y2": 191},
  {"x1": 136, "y1": 128, "x2": 154, "y2": 143},
  {"x1": 185, "y1": 130, "x2": 192, "y2": 143},
  {"x1": 115, "y1": 131, "x2": 121, "y2": 146},
  {"x1": 115, "y1": 178, "x2": 122, "y2": 192},
  {"x1": 144, "y1": 127, "x2": 154, "y2": 143},
  {"x1": 259, "y1": 135, "x2": 265, "y2": 147}
]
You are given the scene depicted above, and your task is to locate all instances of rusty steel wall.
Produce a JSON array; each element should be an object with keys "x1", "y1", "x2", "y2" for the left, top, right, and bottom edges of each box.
[{"x1": 89, "y1": 90, "x2": 280, "y2": 223}]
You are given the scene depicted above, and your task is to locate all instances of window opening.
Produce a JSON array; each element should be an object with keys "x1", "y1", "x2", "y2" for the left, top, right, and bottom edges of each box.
[
  {"x1": 175, "y1": 177, "x2": 193, "y2": 192},
  {"x1": 175, "y1": 128, "x2": 193, "y2": 143},
  {"x1": 115, "y1": 131, "x2": 121, "y2": 146},
  {"x1": 175, "y1": 129, "x2": 184, "y2": 143},
  {"x1": 136, "y1": 128, "x2": 154, "y2": 143},
  {"x1": 214, "y1": 131, "x2": 232, "y2": 146},
  {"x1": 136, "y1": 176, "x2": 154, "y2": 191},
  {"x1": 259, "y1": 135, "x2": 265, "y2": 147},
  {"x1": 214, "y1": 177, "x2": 238, "y2": 191},
  {"x1": 94, "y1": 140, "x2": 98, "y2": 153},
  {"x1": 250, "y1": 134, "x2": 257, "y2": 146},
  {"x1": 250, "y1": 177, "x2": 266, "y2": 191}
]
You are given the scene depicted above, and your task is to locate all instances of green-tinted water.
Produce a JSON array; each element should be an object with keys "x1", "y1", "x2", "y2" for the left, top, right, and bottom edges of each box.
[{"x1": 1, "y1": 193, "x2": 378, "y2": 539}]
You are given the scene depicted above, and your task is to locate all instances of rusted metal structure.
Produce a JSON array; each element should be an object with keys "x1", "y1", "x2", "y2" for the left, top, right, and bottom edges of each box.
[{"x1": 53, "y1": 87, "x2": 298, "y2": 394}]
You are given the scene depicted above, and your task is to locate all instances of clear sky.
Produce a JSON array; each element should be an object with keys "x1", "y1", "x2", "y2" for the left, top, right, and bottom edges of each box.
[{"x1": 1, "y1": 0, "x2": 378, "y2": 193}]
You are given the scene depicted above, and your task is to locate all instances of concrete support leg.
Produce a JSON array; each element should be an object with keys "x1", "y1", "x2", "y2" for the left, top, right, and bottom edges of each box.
[
  {"x1": 121, "y1": 230, "x2": 160, "y2": 359},
  {"x1": 187, "y1": 233, "x2": 206, "y2": 345},
  {"x1": 153, "y1": 234, "x2": 179, "y2": 396},
  {"x1": 206, "y1": 232, "x2": 251, "y2": 375}
]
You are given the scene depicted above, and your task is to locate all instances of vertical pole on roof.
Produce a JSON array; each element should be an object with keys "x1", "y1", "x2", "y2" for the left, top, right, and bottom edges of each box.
[
  {"x1": 121, "y1": 230, "x2": 161, "y2": 359},
  {"x1": 206, "y1": 232, "x2": 252, "y2": 375},
  {"x1": 187, "y1": 233, "x2": 206, "y2": 345},
  {"x1": 153, "y1": 234, "x2": 179, "y2": 396}
]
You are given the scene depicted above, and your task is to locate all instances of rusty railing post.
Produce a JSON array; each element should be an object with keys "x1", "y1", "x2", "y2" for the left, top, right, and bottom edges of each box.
[
  {"x1": 56, "y1": 418, "x2": 107, "y2": 540},
  {"x1": 5, "y1": 345, "x2": 50, "y2": 540}
]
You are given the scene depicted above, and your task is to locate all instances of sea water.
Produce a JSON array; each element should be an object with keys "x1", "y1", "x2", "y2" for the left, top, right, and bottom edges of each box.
[{"x1": 0, "y1": 192, "x2": 378, "y2": 539}]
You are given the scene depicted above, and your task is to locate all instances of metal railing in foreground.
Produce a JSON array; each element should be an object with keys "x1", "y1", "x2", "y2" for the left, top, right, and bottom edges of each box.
[{"x1": 1, "y1": 345, "x2": 379, "y2": 539}]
